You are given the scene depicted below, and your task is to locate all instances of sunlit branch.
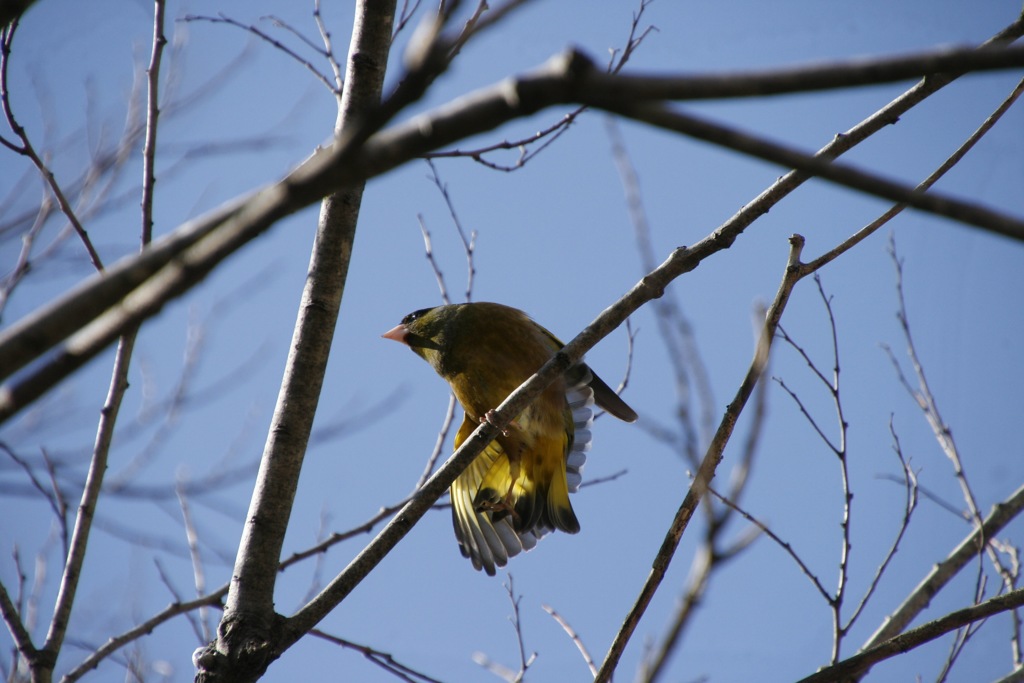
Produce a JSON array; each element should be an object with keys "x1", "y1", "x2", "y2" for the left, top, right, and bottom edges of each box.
[
  {"x1": 595, "y1": 235, "x2": 807, "y2": 682},
  {"x1": 3, "y1": 19, "x2": 1022, "y2": 425},
  {"x1": 798, "y1": 588, "x2": 1024, "y2": 683}
]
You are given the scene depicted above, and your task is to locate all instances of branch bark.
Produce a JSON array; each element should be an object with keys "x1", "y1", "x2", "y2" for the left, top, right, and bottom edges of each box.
[
  {"x1": 193, "y1": 2, "x2": 396, "y2": 682},
  {"x1": 797, "y1": 587, "x2": 1024, "y2": 683},
  {"x1": 1, "y1": 25, "x2": 1022, "y2": 423}
]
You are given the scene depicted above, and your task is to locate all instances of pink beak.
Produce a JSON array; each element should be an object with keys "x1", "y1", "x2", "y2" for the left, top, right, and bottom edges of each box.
[{"x1": 381, "y1": 324, "x2": 409, "y2": 344}]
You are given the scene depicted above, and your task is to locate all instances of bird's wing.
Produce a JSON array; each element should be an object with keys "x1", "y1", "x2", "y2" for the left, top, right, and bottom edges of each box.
[
  {"x1": 451, "y1": 415, "x2": 525, "y2": 576},
  {"x1": 449, "y1": 362, "x2": 600, "y2": 574}
]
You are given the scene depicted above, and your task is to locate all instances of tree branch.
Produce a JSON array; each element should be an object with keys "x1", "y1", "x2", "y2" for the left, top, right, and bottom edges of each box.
[
  {"x1": 194, "y1": 2, "x2": 397, "y2": 681},
  {"x1": 2, "y1": 20, "x2": 1022, "y2": 423},
  {"x1": 593, "y1": 235, "x2": 807, "y2": 681},
  {"x1": 861, "y1": 484, "x2": 1024, "y2": 657},
  {"x1": 797, "y1": 587, "x2": 1024, "y2": 683}
]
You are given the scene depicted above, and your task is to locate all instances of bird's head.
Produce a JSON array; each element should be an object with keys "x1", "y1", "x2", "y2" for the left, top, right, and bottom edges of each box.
[{"x1": 382, "y1": 305, "x2": 461, "y2": 369}]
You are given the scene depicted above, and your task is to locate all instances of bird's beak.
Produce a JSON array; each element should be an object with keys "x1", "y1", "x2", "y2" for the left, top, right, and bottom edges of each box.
[{"x1": 382, "y1": 324, "x2": 409, "y2": 344}]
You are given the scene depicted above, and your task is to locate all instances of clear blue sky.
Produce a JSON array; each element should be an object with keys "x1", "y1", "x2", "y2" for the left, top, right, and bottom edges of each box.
[{"x1": 2, "y1": 1, "x2": 1023, "y2": 681}]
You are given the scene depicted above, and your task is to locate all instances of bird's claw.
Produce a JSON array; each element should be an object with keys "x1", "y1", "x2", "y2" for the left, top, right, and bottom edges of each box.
[{"x1": 480, "y1": 410, "x2": 513, "y2": 437}]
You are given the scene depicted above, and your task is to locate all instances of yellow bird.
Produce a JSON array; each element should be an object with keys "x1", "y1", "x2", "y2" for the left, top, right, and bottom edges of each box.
[{"x1": 383, "y1": 302, "x2": 637, "y2": 574}]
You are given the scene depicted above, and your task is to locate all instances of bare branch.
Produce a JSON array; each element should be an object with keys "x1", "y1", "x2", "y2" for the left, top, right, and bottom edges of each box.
[
  {"x1": 472, "y1": 579, "x2": 538, "y2": 683},
  {"x1": 595, "y1": 235, "x2": 808, "y2": 681},
  {"x1": 310, "y1": 629, "x2": 446, "y2": 683},
  {"x1": 861, "y1": 484, "x2": 1024, "y2": 655},
  {"x1": 802, "y1": 76, "x2": 1024, "y2": 274},
  {"x1": 0, "y1": 578, "x2": 34, "y2": 675},
  {"x1": 543, "y1": 603, "x2": 598, "y2": 678},
  {"x1": 1, "y1": 20, "x2": 104, "y2": 271},
  {"x1": 62, "y1": 589, "x2": 226, "y2": 683},
  {"x1": 428, "y1": 0, "x2": 656, "y2": 171},
  {"x1": 181, "y1": 13, "x2": 340, "y2": 94},
  {"x1": 843, "y1": 418, "x2": 919, "y2": 628},
  {"x1": 605, "y1": 101, "x2": 1024, "y2": 241},
  {"x1": 176, "y1": 479, "x2": 212, "y2": 643},
  {"x1": 425, "y1": 159, "x2": 476, "y2": 302},
  {"x1": 417, "y1": 215, "x2": 451, "y2": 304},
  {"x1": 707, "y1": 486, "x2": 832, "y2": 602},
  {"x1": 798, "y1": 588, "x2": 1024, "y2": 683},
  {"x1": 197, "y1": 4, "x2": 399, "y2": 680},
  {"x1": 4, "y1": 25, "x2": 1024, "y2": 414}
]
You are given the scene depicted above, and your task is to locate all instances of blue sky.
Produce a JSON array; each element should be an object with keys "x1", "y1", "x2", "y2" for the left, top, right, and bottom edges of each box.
[{"x1": 2, "y1": 1, "x2": 1023, "y2": 681}]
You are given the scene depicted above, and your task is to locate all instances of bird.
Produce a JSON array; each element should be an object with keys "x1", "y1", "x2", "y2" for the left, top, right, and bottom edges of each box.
[{"x1": 383, "y1": 302, "x2": 637, "y2": 574}]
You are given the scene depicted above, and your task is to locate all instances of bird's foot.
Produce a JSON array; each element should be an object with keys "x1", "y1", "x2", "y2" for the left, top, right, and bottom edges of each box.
[
  {"x1": 480, "y1": 410, "x2": 515, "y2": 437},
  {"x1": 476, "y1": 496, "x2": 520, "y2": 524}
]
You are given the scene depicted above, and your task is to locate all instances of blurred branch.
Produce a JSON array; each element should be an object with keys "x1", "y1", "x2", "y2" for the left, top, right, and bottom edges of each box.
[
  {"x1": 616, "y1": 121, "x2": 764, "y2": 683},
  {"x1": 798, "y1": 587, "x2": 1024, "y2": 683},
  {"x1": 609, "y1": 116, "x2": 711, "y2": 463},
  {"x1": 595, "y1": 235, "x2": 807, "y2": 682},
  {"x1": 472, "y1": 576, "x2": 537, "y2": 682},
  {"x1": 1, "y1": 19, "x2": 104, "y2": 271},
  {"x1": 177, "y1": 479, "x2": 213, "y2": 643},
  {"x1": 4, "y1": 24, "x2": 1024, "y2": 419},
  {"x1": 604, "y1": 101, "x2": 1024, "y2": 241},
  {"x1": 802, "y1": 75, "x2": 1024, "y2": 274},
  {"x1": 0, "y1": 443, "x2": 68, "y2": 553},
  {"x1": 0, "y1": 0, "x2": 36, "y2": 29},
  {"x1": 22, "y1": 6, "x2": 168, "y2": 682}
]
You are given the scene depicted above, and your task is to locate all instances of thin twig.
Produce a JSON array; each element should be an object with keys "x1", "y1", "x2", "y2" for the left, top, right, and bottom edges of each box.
[
  {"x1": 594, "y1": 235, "x2": 808, "y2": 682},
  {"x1": 311, "y1": 629, "x2": 446, "y2": 683},
  {"x1": 543, "y1": 603, "x2": 598, "y2": 677},
  {"x1": 182, "y1": 13, "x2": 340, "y2": 94},
  {"x1": 0, "y1": 21, "x2": 104, "y2": 271},
  {"x1": 842, "y1": 417, "x2": 919, "y2": 628},
  {"x1": 706, "y1": 486, "x2": 832, "y2": 602},
  {"x1": 426, "y1": 0, "x2": 656, "y2": 171},
  {"x1": 418, "y1": 215, "x2": 451, "y2": 305},
  {"x1": 425, "y1": 159, "x2": 476, "y2": 301},
  {"x1": 802, "y1": 76, "x2": 1024, "y2": 273},
  {"x1": 62, "y1": 589, "x2": 226, "y2": 683}
]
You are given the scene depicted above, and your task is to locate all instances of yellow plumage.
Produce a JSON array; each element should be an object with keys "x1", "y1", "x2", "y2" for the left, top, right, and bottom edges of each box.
[{"x1": 383, "y1": 302, "x2": 636, "y2": 574}]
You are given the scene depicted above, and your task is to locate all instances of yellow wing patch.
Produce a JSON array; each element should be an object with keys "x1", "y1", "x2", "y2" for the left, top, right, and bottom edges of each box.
[{"x1": 449, "y1": 413, "x2": 579, "y2": 575}]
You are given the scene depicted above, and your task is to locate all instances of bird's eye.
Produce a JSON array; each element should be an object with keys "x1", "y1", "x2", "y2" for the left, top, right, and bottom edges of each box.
[{"x1": 402, "y1": 307, "x2": 435, "y2": 324}]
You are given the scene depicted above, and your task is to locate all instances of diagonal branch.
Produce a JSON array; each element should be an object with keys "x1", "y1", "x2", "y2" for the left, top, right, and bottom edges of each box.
[
  {"x1": 600, "y1": 101, "x2": 1024, "y2": 241},
  {"x1": 2, "y1": 21, "x2": 1022, "y2": 423},
  {"x1": 860, "y1": 484, "x2": 1024, "y2": 654},
  {"x1": 594, "y1": 235, "x2": 807, "y2": 682},
  {"x1": 798, "y1": 587, "x2": 1024, "y2": 683}
]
